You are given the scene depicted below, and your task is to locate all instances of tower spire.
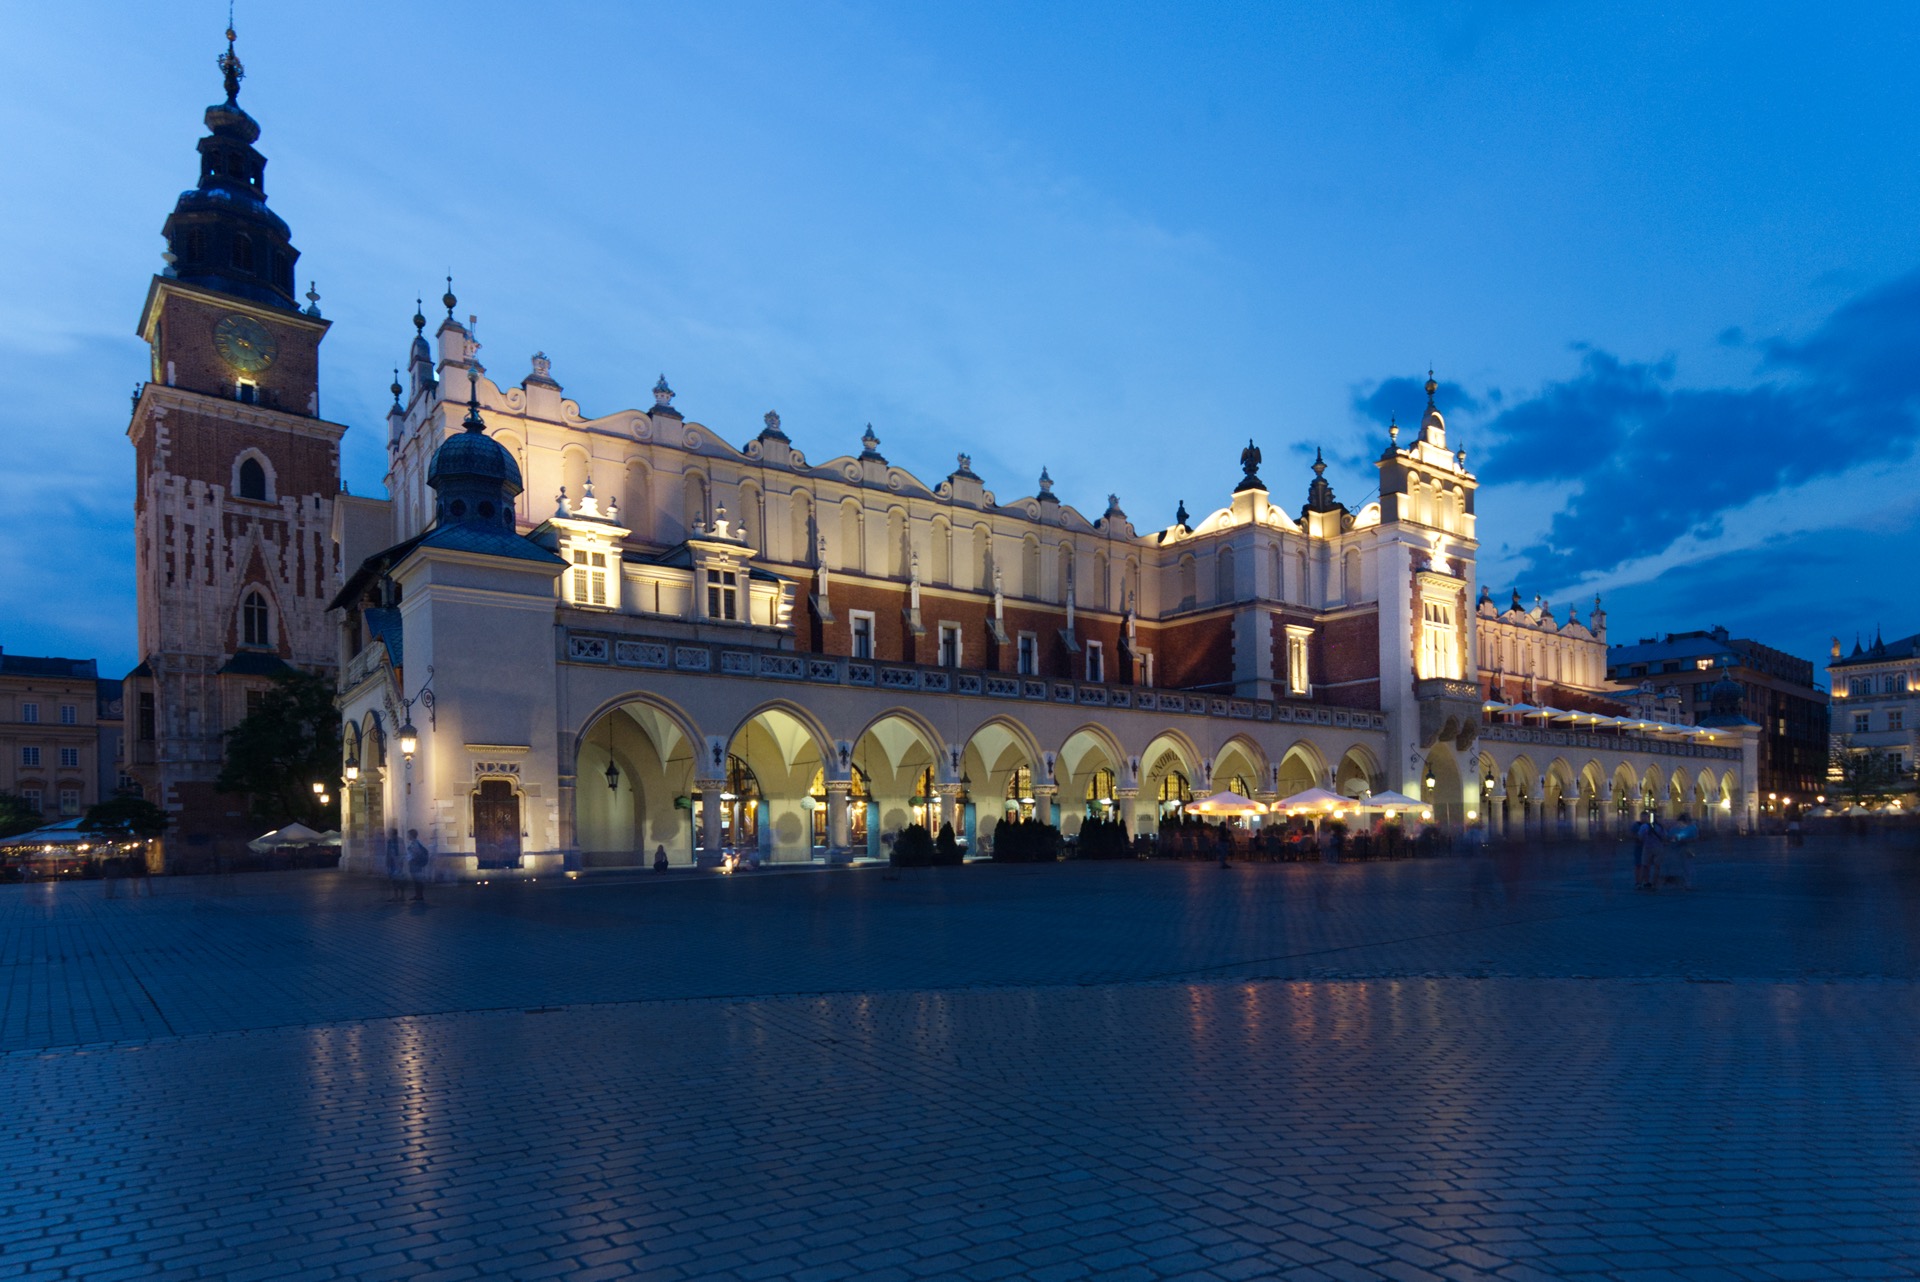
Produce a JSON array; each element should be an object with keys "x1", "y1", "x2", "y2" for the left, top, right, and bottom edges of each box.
[{"x1": 218, "y1": 15, "x2": 244, "y2": 104}]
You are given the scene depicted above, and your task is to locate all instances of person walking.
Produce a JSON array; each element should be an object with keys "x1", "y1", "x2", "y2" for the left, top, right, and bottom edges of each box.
[
  {"x1": 1631, "y1": 817, "x2": 1649, "y2": 890},
  {"x1": 1642, "y1": 817, "x2": 1668, "y2": 891},
  {"x1": 405, "y1": 829, "x2": 430, "y2": 903},
  {"x1": 384, "y1": 828, "x2": 404, "y2": 902}
]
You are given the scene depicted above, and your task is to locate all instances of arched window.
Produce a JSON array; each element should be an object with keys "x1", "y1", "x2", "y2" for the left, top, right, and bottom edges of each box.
[
  {"x1": 1092, "y1": 551, "x2": 1109, "y2": 609},
  {"x1": 930, "y1": 518, "x2": 951, "y2": 585},
  {"x1": 237, "y1": 457, "x2": 267, "y2": 501},
  {"x1": 231, "y1": 234, "x2": 254, "y2": 272},
  {"x1": 562, "y1": 449, "x2": 590, "y2": 514},
  {"x1": 840, "y1": 501, "x2": 865, "y2": 572},
  {"x1": 623, "y1": 461, "x2": 650, "y2": 539},
  {"x1": 683, "y1": 473, "x2": 709, "y2": 535},
  {"x1": 1178, "y1": 556, "x2": 1197, "y2": 610},
  {"x1": 887, "y1": 509, "x2": 909, "y2": 578},
  {"x1": 241, "y1": 591, "x2": 271, "y2": 648},
  {"x1": 183, "y1": 228, "x2": 204, "y2": 264},
  {"x1": 1342, "y1": 549, "x2": 1361, "y2": 603},
  {"x1": 1215, "y1": 546, "x2": 1236, "y2": 603},
  {"x1": 1021, "y1": 536, "x2": 1041, "y2": 599},
  {"x1": 791, "y1": 491, "x2": 814, "y2": 564},
  {"x1": 1056, "y1": 544, "x2": 1073, "y2": 604},
  {"x1": 975, "y1": 526, "x2": 993, "y2": 590}
]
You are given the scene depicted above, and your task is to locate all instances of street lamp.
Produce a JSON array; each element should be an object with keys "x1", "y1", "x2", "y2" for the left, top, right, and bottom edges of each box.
[
  {"x1": 604, "y1": 757, "x2": 620, "y2": 791},
  {"x1": 311, "y1": 780, "x2": 325, "y2": 797},
  {"x1": 398, "y1": 721, "x2": 419, "y2": 761}
]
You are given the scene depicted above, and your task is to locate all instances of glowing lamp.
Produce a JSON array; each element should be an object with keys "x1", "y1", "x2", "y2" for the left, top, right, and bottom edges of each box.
[
  {"x1": 398, "y1": 722, "x2": 419, "y2": 760},
  {"x1": 311, "y1": 781, "x2": 325, "y2": 796},
  {"x1": 344, "y1": 764, "x2": 359, "y2": 783},
  {"x1": 1424, "y1": 771, "x2": 1437, "y2": 791},
  {"x1": 801, "y1": 795, "x2": 818, "y2": 811}
]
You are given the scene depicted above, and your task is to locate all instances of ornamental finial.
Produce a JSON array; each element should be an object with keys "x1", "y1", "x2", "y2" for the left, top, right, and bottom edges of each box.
[
  {"x1": 217, "y1": 15, "x2": 244, "y2": 103},
  {"x1": 1425, "y1": 368, "x2": 1438, "y2": 409},
  {"x1": 443, "y1": 275, "x2": 457, "y2": 319}
]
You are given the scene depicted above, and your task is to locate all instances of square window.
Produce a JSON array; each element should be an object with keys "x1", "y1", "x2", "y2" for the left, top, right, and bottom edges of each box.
[
  {"x1": 58, "y1": 747, "x2": 79, "y2": 768},
  {"x1": 1855, "y1": 712, "x2": 1871, "y2": 733},
  {"x1": 21, "y1": 746, "x2": 39, "y2": 767},
  {"x1": 20, "y1": 702, "x2": 37, "y2": 724},
  {"x1": 58, "y1": 705, "x2": 76, "y2": 725}
]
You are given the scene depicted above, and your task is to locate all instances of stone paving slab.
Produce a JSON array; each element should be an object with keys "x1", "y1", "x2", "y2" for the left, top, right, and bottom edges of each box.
[{"x1": 2, "y1": 836, "x2": 1919, "y2": 1279}]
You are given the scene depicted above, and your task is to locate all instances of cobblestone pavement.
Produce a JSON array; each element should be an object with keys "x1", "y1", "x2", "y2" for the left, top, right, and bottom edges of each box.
[{"x1": 4, "y1": 836, "x2": 1919, "y2": 1279}]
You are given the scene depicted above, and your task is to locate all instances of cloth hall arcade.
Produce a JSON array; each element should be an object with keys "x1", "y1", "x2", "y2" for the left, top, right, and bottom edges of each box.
[{"x1": 120, "y1": 30, "x2": 1759, "y2": 873}]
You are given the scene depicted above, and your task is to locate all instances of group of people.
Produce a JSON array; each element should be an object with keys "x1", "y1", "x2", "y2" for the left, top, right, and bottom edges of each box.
[{"x1": 1632, "y1": 813, "x2": 1700, "y2": 890}]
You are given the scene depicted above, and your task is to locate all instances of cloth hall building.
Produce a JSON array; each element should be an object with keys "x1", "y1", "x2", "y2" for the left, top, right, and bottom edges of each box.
[{"x1": 128, "y1": 33, "x2": 1761, "y2": 875}]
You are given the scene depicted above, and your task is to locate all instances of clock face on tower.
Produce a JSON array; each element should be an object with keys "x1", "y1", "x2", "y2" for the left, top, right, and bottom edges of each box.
[{"x1": 213, "y1": 313, "x2": 278, "y2": 375}]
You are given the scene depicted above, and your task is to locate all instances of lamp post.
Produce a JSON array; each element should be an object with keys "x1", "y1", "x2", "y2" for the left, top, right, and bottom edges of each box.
[{"x1": 399, "y1": 720, "x2": 419, "y2": 796}]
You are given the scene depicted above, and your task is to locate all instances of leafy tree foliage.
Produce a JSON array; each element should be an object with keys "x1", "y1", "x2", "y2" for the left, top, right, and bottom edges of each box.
[
  {"x1": 216, "y1": 670, "x2": 340, "y2": 828},
  {"x1": 1831, "y1": 745, "x2": 1912, "y2": 807},
  {"x1": 81, "y1": 796, "x2": 171, "y2": 839},
  {"x1": 0, "y1": 793, "x2": 42, "y2": 839}
]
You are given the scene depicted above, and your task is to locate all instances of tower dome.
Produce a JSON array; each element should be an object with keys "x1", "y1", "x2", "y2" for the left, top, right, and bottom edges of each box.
[
  {"x1": 427, "y1": 374, "x2": 522, "y2": 531},
  {"x1": 160, "y1": 26, "x2": 301, "y2": 309}
]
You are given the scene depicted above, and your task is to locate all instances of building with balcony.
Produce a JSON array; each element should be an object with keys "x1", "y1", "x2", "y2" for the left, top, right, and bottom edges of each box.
[{"x1": 1828, "y1": 630, "x2": 1918, "y2": 796}]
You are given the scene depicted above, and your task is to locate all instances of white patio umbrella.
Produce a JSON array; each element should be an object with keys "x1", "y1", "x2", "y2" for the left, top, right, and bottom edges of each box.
[
  {"x1": 1187, "y1": 790, "x2": 1265, "y2": 816},
  {"x1": 1275, "y1": 786, "x2": 1352, "y2": 812},
  {"x1": 1360, "y1": 790, "x2": 1426, "y2": 812},
  {"x1": 247, "y1": 821, "x2": 326, "y2": 853}
]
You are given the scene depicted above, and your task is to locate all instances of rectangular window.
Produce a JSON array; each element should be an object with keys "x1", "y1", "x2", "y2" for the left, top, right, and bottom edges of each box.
[
  {"x1": 1891, "y1": 710, "x2": 1906, "y2": 732},
  {"x1": 938, "y1": 623, "x2": 962, "y2": 668},
  {"x1": 572, "y1": 549, "x2": 610, "y2": 607},
  {"x1": 1852, "y1": 678, "x2": 1872, "y2": 697},
  {"x1": 20, "y1": 702, "x2": 37, "y2": 724},
  {"x1": 58, "y1": 788, "x2": 80, "y2": 817},
  {"x1": 21, "y1": 746, "x2": 39, "y2": 767},
  {"x1": 1086, "y1": 640, "x2": 1105, "y2": 684},
  {"x1": 139, "y1": 693, "x2": 155, "y2": 741},
  {"x1": 850, "y1": 611, "x2": 874, "y2": 659},
  {"x1": 21, "y1": 788, "x2": 41, "y2": 814},
  {"x1": 59, "y1": 704, "x2": 76, "y2": 725},
  {"x1": 1855, "y1": 712, "x2": 1871, "y2": 733},
  {"x1": 1138, "y1": 648, "x2": 1154, "y2": 688},
  {"x1": 1419, "y1": 600, "x2": 1459, "y2": 681},
  {"x1": 1016, "y1": 633, "x2": 1038, "y2": 675},
  {"x1": 1285, "y1": 627, "x2": 1312, "y2": 696},
  {"x1": 1888, "y1": 674, "x2": 1907, "y2": 694},
  {"x1": 58, "y1": 747, "x2": 79, "y2": 768},
  {"x1": 704, "y1": 568, "x2": 737, "y2": 621}
]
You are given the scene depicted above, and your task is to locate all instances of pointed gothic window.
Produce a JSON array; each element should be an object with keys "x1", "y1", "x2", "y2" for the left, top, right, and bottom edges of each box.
[{"x1": 242, "y1": 591, "x2": 272, "y2": 648}]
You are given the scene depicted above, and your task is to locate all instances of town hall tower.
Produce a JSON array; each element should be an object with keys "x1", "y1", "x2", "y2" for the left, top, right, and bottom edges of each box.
[{"x1": 123, "y1": 28, "x2": 344, "y2": 847}]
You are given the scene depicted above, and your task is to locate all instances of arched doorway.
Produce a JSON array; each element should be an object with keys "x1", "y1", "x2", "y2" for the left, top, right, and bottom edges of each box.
[
  {"x1": 963, "y1": 717, "x2": 1039, "y2": 852},
  {"x1": 850, "y1": 712, "x2": 942, "y2": 860},
  {"x1": 1059, "y1": 725, "x2": 1124, "y2": 837},
  {"x1": 726, "y1": 705, "x2": 829, "y2": 863},
  {"x1": 1421, "y1": 744, "x2": 1465, "y2": 829}
]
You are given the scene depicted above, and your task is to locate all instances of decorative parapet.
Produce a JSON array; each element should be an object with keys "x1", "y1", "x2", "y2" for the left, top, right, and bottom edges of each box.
[
  {"x1": 1479, "y1": 720, "x2": 1741, "y2": 762},
  {"x1": 559, "y1": 627, "x2": 1391, "y2": 732},
  {"x1": 1414, "y1": 677, "x2": 1482, "y2": 751}
]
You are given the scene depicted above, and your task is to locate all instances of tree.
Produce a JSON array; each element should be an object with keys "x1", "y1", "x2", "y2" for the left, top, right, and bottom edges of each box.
[
  {"x1": 0, "y1": 792, "x2": 41, "y2": 839},
  {"x1": 1831, "y1": 744, "x2": 1911, "y2": 808},
  {"x1": 216, "y1": 670, "x2": 341, "y2": 828},
  {"x1": 81, "y1": 796, "x2": 170, "y2": 840}
]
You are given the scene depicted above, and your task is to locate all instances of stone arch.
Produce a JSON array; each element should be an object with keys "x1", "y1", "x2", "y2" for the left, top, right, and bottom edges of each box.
[
  {"x1": 1059, "y1": 724, "x2": 1125, "y2": 836},
  {"x1": 1577, "y1": 760, "x2": 1606, "y2": 836},
  {"x1": 1543, "y1": 757, "x2": 1577, "y2": 838},
  {"x1": 575, "y1": 693, "x2": 704, "y2": 867},
  {"x1": 1334, "y1": 744, "x2": 1382, "y2": 799},
  {"x1": 1505, "y1": 754, "x2": 1540, "y2": 837},
  {"x1": 738, "y1": 479, "x2": 766, "y2": 556},
  {"x1": 1212, "y1": 733, "x2": 1269, "y2": 798},
  {"x1": 1422, "y1": 743, "x2": 1466, "y2": 827},
  {"x1": 1341, "y1": 548, "x2": 1362, "y2": 604},
  {"x1": 1642, "y1": 765, "x2": 1667, "y2": 818},
  {"x1": 850, "y1": 710, "x2": 944, "y2": 856},
  {"x1": 1092, "y1": 550, "x2": 1110, "y2": 610},
  {"x1": 962, "y1": 714, "x2": 1042, "y2": 850},
  {"x1": 1177, "y1": 555, "x2": 1198, "y2": 610},
  {"x1": 1140, "y1": 731, "x2": 1201, "y2": 819},
  {"x1": 1021, "y1": 534, "x2": 1041, "y2": 599},
  {"x1": 1057, "y1": 542, "x2": 1075, "y2": 605},
  {"x1": 726, "y1": 703, "x2": 833, "y2": 862},
  {"x1": 1275, "y1": 739, "x2": 1327, "y2": 797},
  {"x1": 1612, "y1": 763, "x2": 1640, "y2": 822},
  {"x1": 235, "y1": 582, "x2": 279, "y2": 650}
]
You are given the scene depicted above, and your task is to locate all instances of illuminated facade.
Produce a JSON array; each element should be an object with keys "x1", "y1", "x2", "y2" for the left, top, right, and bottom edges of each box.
[
  {"x1": 1829, "y1": 630, "x2": 1918, "y2": 786},
  {"x1": 123, "y1": 31, "x2": 344, "y2": 847}
]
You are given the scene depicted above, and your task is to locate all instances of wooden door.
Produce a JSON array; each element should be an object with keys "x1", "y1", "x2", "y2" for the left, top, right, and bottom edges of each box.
[{"x1": 473, "y1": 779, "x2": 522, "y2": 867}]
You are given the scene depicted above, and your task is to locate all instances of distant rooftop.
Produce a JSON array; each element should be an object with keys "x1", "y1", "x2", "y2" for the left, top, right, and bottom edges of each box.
[{"x1": 0, "y1": 648, "x2": 99, "y2": 680}]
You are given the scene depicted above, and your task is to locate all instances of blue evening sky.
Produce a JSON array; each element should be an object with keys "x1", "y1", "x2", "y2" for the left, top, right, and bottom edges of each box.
[{"x1": 2, "y1": 2, "x2": 1916, "y2": 683}]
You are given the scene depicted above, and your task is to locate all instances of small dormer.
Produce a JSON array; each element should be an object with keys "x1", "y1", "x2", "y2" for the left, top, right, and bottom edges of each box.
[{"x1": 550, "y1": 480, "x2": 631, "y2": 610}]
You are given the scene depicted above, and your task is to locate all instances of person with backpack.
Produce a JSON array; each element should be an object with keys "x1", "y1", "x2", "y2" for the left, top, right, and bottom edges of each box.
[{"x1": 405, "y1": 829, "x2": 430, "y2": 903}]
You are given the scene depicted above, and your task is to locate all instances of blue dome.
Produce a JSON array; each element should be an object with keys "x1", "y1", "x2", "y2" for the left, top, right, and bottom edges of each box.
[{"x1": 427, "y1": 427, "x2": 523, "y2": 493}]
